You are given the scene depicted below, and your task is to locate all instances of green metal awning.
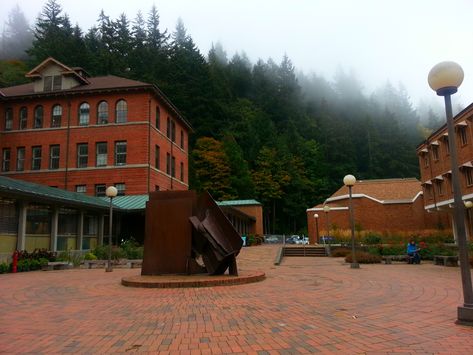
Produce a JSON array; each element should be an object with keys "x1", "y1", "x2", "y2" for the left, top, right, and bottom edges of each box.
[{"x1": 217, "y1": 199, "x2": 262, "y2": 206}]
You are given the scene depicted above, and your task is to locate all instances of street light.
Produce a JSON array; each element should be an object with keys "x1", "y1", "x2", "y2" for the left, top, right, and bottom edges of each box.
[
  {"x1": 344, "y1": 174, "x2": 359, "y2": 269},
  {"x1": 313, "y1": 213, "x2": 319, "y2": 244},
  {"x1": 105, "y1": 186, "x2": 118, "y2": 273},
  {"x1": 323, "y1": 205, "x2": 330, "y2": 246},
  {"x1": 428, "y1": 61, "x2": 473, "y2": 324}
]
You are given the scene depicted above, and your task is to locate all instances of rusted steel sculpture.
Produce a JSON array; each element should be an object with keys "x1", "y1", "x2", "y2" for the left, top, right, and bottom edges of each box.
[{"x1": 141, "y1": 191, "x2": 242, "y2": 276}]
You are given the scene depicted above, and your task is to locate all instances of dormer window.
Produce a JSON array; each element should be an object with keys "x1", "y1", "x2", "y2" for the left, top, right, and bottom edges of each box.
[{"x1": 43, "y1": 75, "x2": 62, "y2": 91}]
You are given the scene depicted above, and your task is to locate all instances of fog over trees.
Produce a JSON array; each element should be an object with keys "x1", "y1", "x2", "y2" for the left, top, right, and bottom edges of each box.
[{"x1": 0, "y1": 0, "x2": 446, "y2": 233}]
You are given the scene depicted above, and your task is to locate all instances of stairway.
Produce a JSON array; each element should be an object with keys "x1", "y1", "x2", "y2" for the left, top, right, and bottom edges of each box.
[{"x1": 283, "y1": 246, "x2": 327, "y2": 257}]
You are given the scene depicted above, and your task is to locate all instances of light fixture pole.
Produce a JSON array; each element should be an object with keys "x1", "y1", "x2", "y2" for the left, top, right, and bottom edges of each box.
[
  {"x1": 323, "y1": 205, "x2": 330, "y2": 245},
  {"x1": 428, "y1": 61, "x2": 473, "y2": 324},
  {"x1": 105, "y1": 186, "x2": 118, "y2": 272},
  {"x1": 344, "y1": 174, "x2": 359, "y2": 269},
  {"x1": 314, "y1": 213, "x2": 319, "y2": 244}
]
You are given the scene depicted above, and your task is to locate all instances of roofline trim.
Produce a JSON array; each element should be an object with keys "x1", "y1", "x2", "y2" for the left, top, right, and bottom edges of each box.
[
  {"x1": 306, "y1": 207, "x2": 349, "y2": 212},
  {"x1": 425, "y1": 192, "x2": 473, "y2": 210},
  {"x1": 325, "y1": 191, "x2": 423, "y2": 205}
]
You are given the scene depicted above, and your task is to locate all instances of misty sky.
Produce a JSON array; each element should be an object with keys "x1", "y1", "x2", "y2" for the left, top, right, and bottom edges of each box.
[{"x1": 2, "y1": 0, "x2": 473, "y2": 111}]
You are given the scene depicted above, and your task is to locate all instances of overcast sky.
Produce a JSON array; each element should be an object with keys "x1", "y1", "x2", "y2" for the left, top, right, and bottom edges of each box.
[{"x1": 2, "y1": 0, "x2": 473, "y2": 111}]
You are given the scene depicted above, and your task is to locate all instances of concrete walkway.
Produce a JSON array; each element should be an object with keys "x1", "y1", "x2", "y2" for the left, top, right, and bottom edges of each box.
[{"x1": 1, "y1": 245, "x2": 473, "y2": 354}]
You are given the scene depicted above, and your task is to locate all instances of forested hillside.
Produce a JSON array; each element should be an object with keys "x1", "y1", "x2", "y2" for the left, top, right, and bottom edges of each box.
[{"x1": 0, "y1": 0, "x2": 443, "y2": 233}]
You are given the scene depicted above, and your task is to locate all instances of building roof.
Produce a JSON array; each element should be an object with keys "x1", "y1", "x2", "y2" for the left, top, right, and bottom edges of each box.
[
  {"x1": 0, "y1": 176, "x2": 111, "y2": 210},
  {"x1": 308, "y1": 178, "x2": 423, "y2": 211},
  {"x1": 217, "y1": 199, "x2": 262, "y2": 206},
  {"x1": 100, "y1": 194, "x2": 149, "y2": 212}
]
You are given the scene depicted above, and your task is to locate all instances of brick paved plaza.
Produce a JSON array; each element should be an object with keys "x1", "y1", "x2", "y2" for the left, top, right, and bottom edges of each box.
[{"x1": 1, "y1": 245, "x2": 473, "y2": 354}]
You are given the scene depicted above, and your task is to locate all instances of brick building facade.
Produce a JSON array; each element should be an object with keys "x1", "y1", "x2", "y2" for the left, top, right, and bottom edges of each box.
[
  {"x1": 0, "y1": 57, "x2": 190, "y2": 195},
  {"x1": 306, "y1": 178, "x2": 450, "y2": 244},
  {"x1": 417, "y1": 103, "x2": 473, "y2": 239}
]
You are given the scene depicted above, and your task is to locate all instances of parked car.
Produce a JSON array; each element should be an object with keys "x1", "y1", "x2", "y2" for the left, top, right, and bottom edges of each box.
[{"x1": 264, "y1": 236, "x2": 280, "y2": 244}]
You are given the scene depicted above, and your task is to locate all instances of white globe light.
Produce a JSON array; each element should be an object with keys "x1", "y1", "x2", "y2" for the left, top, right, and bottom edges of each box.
[
  {"x1": 323, "y1": 205, "x2": 330, "y2": 213},
  {"x1": 343, "y1": 174, "x2": 356, "y2": 187},
  {"x1": 105, "y1": 186, "x2": 118, "y2": 197},
  {"x1": 428, "y1": 61, "x2": 464, "y2": 95},
  {"x1": 314, "y1": 213, "x2": 319, "y2": 218},
  {"x1": 465, "y1": 201, "x2": 473, "y2": 209}
]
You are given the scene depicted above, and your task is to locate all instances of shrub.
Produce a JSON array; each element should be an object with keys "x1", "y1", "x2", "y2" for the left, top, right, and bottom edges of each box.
[
  {"x1": 120, "y1": 238, "x2": 143, "y2": 259},
  {"x1": 345, "y1": 251, "x2": 381, "y2": 264},
  {"x1": 0, "y1": 262, "x2": 9, "y2": 274},
  {"x1": 331, "y1": 248, "x2": 350, "y2": 257},
  {"x1": 93, "y1": 245, "x2": 109, "y2": 260},
  {"x1": 379, "y1": 245, "x2": 405, "y2": 256},
  {"x1": 364, "y1": 233, "x2": 381, "y2": 245},
  {"x1": 84, "y1": 252, "x2": 97, "y2": 260}
]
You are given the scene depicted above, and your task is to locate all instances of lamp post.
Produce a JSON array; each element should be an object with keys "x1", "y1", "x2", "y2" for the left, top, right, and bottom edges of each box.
[
  {"x1": 105, "y1": 186, "x2": 118, "y2": 273},
  {"x1": 314, "y1": 213, "x2": 319, "y2": 244},
  {"x1": 428, "y1": 61, "x2": 473, "y2": 324},
  {"x1": 323, "y1": 205, "x2": 330, "y2": 245},
  {"x1": 344, "y1": 174, "x2": 359, "y2": 269}
]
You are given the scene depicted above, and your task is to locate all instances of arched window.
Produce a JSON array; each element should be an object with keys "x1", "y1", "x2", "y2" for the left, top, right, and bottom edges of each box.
[
  {"x1": 51, "y1": 104, "x2": 62, "y2": 127},
  {"x1": 19, "y1": 107, "x2": 27, "y2": 129},
  {"x1": 97, "y1": 101, "x2": 108, "y2": 124},
  {"x1": 155, "y1": 106, "x2": 160, "y2": 129},
  {"x1": 116, "y1": 100, "x2": 127, "y2": 123},
  {"x1": 4, "y1": 108, "x2": 13, "y2": 131},
  {"x1": 79, "y1": 102, "x2": 90, "y2": 126},
  {"x1": 34, "y1": 106, "x2": 43, "y2": 128}
]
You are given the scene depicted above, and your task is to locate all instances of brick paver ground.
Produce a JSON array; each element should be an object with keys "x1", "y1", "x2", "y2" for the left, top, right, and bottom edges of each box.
[{"x1": 1, "y1": 245, "x2": 473, "y2": 354}]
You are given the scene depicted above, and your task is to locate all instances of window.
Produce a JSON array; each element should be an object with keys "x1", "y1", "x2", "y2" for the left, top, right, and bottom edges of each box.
[
  {"x1": 5, "y1": 108, "x2": 13, "y2": 131},
  {"x1": 43, "y1": 75, "x2": 62, "y2": 91},
  {"x1": 31, "y1": 146, "x2": 42, "y2": 170},
  {"x1": 49, "y1": 145, "x2": 60, "y2": 170},
  {"x1": 79, "y1": 103, "x2": 90, "y2": 126},
  {"x1": 180, "y1": 130, "x2": 184, "y2": 149},
  {"x1": 26, "y1": 204, "x2": 51, "y2": 234},
  {"x1": 444, "y1": 137, "x2": 450, "y2": 155},
  {"x1": 114, "y1": 141, "x2": 127, "y2": 165},
  {"x1": 155, "y1": 185, "x2": 160, "y2": 191},
  {"x1": 466, "y1": 169, "x2": 473, "y2": 186},
  {"x1": 34, "y1": 106, "x2": 43, "y2": 128},
  {"x1": 95, "y1": 184, "x2": 106, "y2": 197},
  {"x1": 459, "y1": 127, "x2": 468, "y2": 146},
  {"x1": 180, "y1": 161, "x2": 184, "y2": 181},
  {"x1": 97, "y1": 101, "x2": 108, "y2": 124},
  {"x1": 423, "y1": 155, "x2": 429, "y2": 168},
  {"x1": 437, "y1": 180, "x2": 444, "y2": 195},
  {"x1": 19, "y1": 107, "x2": 27, "y2": 130},
  {"x1": 115, "y1": 183, "x2": 125, "y2": 196},
  {"x1": 76, "y1": 185, "x2": 86, "y2": 194},
  {"x1": 166, "y1": 152, "x2": 170, "y2": 175},
  {"x1": 16, "y1": 147, "x2": 25, "y2": 171},
  {"x1": 166, "y1": 117, "x2": 171, "y2": 138},
  {"x1": 116, "y1": 99, "x2": 127, "y2": 123},
  {"x1": 432, "y1": 146, "x2": 439, "y2": 161},
  {"x1": 96, "y1": 142, "x2": 107, "y2": 167},
  {"x1": 77, "y1": 143, "x2": 88, "y2": 168},
  {"x1": 155, "y1": 145, "x2": 160, "y2": 169},
  {"x1": 51, "y1": 105, "x2": 62, "y2": 127},
  {"x1": 2, "y1": 148, "x2": 10, "y2": 172},
  {"x1": 171, "y1": 156, "x2": 176, "y2": 177},
  {"x1": 156, "y1": 106, "x2": 160, "y2": 129},
  {"x1": 171, "y1": 121, "x2": 176, "y2": 142},
  {"x1": 0, "y1": 198, "x2": 18, "y2": 234}
]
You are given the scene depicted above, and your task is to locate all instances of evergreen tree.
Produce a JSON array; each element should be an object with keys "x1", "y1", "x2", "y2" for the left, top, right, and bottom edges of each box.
[{"x1": 0, "y1": 4, "x2": 33, "y2": 60}]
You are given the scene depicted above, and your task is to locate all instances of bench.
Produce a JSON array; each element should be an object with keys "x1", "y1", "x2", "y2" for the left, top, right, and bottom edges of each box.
[
  {"x1": 433, "y1": 255, "x2": 458, "y2": 266},
  {"x1": 41, "y1": 261, "x2": 72, "y2": 271},
  {"x1": 126, "y1": 259, "x2": 143, "y2": 268},
  {"x1": 83, "y1": 260, "x2": 108, "y2": 269},
  {"x1": 382, "y1": 255, "x2": 407, "y2": 264}
]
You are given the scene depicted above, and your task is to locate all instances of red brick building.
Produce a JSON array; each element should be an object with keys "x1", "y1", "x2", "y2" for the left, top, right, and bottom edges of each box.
[
  {"x1": 0, "y1": 57, "x2": 190, "y2": 195},
  {"x1": 417, "y1": 103, "x2": 473, "y2": 240},
  {"x1": 306, "y1": 178, "x2": 450, "y2": 244}
]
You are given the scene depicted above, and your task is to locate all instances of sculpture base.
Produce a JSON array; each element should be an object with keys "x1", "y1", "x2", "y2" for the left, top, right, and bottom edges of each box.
[
  {"x1": 121, "y1": 270, "x2": 265, "y2": 288},
  {"x1": 456, "y1": 305, "x2": 473, "y2": 326}
]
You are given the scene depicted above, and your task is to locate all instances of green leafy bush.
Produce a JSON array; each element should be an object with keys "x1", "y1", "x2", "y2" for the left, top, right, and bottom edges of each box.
[
  {"x1": 364, "y1": 233, "x2": 381, "y2": 245},
  {"x1": 331, "y1": 248, "x2": 350, "y2": 257},
  {"x1": 0, "y1": 262, "x2": 9, "y2": 274},
  {"x1": 84, "y1": 252, "x2": 97, "y2": 260},
  {"x1": 379, "y1": 245, "x2": 405, "y2": 256},
  {"x1": 345, "y1": 251, "x2": 381, "y2": 264},
  {"x1": 120, "y1": 238, "x2": 143, "y2": 259},
  {"x1": 93, "y1": 245, "x2": 109, "y2": 260}
]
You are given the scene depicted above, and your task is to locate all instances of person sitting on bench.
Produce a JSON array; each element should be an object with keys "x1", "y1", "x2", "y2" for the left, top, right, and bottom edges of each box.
[{"x1": 407, "y1": 239, "x2": 421, "y2": 264}]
